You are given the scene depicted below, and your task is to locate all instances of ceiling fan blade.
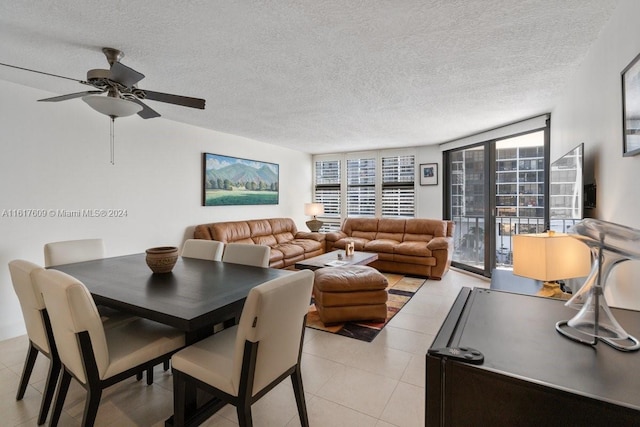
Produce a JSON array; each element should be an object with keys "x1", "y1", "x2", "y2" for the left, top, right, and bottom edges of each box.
[
  {"x1": 110, "y1": 62, "x2": 145, "y2": 88},
  {"x1": 38, "y1": 90, "x2": 104, "y2": 102},
  {"x1": 142, "y1": 90, "x2": 206, "y2": 109},
  {"x1": 130, "y1": 98, "x2": 161, "y2": 119},
  {"x1": 0, "y1": 62, "x2": 83, "y2": 83}
]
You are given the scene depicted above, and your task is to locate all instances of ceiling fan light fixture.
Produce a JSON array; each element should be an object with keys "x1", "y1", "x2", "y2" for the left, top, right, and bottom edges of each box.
[{"x1": 82, "y1": 95, "x2": 142, "y2": 118}]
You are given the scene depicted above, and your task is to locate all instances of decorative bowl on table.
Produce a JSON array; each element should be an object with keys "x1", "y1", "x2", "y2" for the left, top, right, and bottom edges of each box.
[{"x1": 145, "y1": 246, "x2": 179, "y2": 273}]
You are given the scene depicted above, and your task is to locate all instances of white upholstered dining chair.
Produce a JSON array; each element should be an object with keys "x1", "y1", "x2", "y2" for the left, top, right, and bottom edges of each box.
[
  {"x1": 9, "y1": 260, "x2": 59, "y2": 426},
  {"x1": 171, "y1": 269, "x2": 314, "y2": 427},
  {"x1": 43, "y1": 238, "x2": 105, "y2": 267},
  {"x1": 44, "y1": 238, "x2": 124, "y2": 322},
  {"x1": 181, "y1": 239, "x2": 224, "y2": 261},
  {"x1": 219, "y1": 242, "x2": 271, "y2": 330},
  {"x1": 44, "y1": 238, "x2": 168, "y2": 382},
  {"x1": 222, "y1": 243, "x2": 270, "y2": 268},
  {"x1": 35, "y1": 268, "x2": 186, "y2": 427}
]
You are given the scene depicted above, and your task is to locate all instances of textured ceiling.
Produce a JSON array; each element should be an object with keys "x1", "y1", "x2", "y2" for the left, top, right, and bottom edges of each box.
[{"x1": 0, "y1": 1, "x2": 620, "y2": 154}]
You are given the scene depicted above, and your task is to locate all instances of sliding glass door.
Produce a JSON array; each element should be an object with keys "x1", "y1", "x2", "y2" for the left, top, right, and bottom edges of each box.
[
  {"x1": 444, "y1": 127, "x2": 548, "y2": 276},
  {"x1": 446, "y1": 144, "x2": 488, "y2": 273},
  {"x1": 494, "y1": 131, "x2": 547, "y2": 270}
]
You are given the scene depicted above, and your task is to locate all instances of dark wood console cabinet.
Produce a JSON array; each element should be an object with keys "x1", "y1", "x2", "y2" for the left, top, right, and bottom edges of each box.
[{"x1": 426, "y1": 288, "x2": 640, "y2": 426}]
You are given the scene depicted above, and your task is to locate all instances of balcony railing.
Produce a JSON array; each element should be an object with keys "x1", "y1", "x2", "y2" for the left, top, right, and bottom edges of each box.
[{"x1": 452, "y1": 216, "x2": 582, "y2": 268}]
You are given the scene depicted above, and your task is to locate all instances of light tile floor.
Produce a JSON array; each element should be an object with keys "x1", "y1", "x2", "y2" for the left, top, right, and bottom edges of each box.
[{"x1": 0, "y1": 269, "x2": 489, "y2": 427}]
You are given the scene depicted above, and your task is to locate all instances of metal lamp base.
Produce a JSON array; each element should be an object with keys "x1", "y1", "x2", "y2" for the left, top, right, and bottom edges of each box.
[
  {"x1": 556, "y1": 320, "x2": 640, "y2": 352},
  {"x1": 537, "y1": 281, "x2": 571, "y2": 299}
]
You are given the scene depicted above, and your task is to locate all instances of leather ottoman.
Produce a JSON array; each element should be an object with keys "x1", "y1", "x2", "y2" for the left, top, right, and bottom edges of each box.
[{"x1": 313, "y1": 265, "x2": 388, "y2": 324}]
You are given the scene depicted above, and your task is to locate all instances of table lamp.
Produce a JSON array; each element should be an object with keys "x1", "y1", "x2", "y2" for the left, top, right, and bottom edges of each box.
[
  {"x1": 513, "y1": 231, "x2": 591, "y2": 298},
  {"x1": 304, "y1": 203, "x2": 324, "y2": 232}
]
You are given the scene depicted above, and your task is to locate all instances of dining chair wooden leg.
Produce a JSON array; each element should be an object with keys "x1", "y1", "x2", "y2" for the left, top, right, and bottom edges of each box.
[
  {"x1": 49, "y1": 369, "x2": 72, "y2": 427},
  {"x1": 291, "y1": 321, "x2": 309, "y2": 427},
  {"x1": 16, "y1": 343, "x2": 38, "y2": 400},
  {"x1": 164, "y1": 360, "x2": 170, "y2": 371},
  {"x1": 236, "y1": 401, "x2": 253, "y2": 427},
  {"x1": 172, "y1": 370, "x2": 186, "y2": 426},
  {"x1": 291, "y1": 367, "x2": 309, "y2": 427},
  {"x1": 146, "y1": 367, "x2": 154, "y2": 385},
  {"x1": 37, "y1": 355, "x2": 61, "y2": 425},
  {"x1": 82, "y1": 386, "x2": 102, "y2": 427}
]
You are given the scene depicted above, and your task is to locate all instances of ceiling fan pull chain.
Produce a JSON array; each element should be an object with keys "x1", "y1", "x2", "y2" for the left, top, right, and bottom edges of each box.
[{"x1": 110, "y1": 116, "x2": 115, "y2": 165}]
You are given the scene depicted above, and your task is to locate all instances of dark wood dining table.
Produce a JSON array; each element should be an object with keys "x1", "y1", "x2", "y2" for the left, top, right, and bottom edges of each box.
[
  {"x1": 52, "y1": 253, "x2": 292, "y2": 342},
  {"x1": 51, "y1": 253, "x2": 293, "y2": 426}
]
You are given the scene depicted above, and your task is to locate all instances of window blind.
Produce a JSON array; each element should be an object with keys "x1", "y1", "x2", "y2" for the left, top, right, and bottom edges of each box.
[
  {"x1": 347, "y1": 158, "x2": 376, "y2": 217},
  {"x1": 314, "y1": 160, "x2": 341, "y2": 218},
  {"x1": 381, "y1": 154, "x2": 415, "y2": 217}
]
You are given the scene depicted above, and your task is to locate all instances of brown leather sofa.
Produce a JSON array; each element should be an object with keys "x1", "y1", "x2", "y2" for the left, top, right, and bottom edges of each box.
[
  {"x1": 193, "y1": 218, "x2": 325, "y2": 269},
  {"x1": 325, "y1": 218, "x2": 454, "y2": 279}
]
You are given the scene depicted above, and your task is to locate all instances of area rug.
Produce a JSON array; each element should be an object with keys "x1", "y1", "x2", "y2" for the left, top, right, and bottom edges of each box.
[{"x1": 305, "y1": 273, "x2": 426, "y2": 342}]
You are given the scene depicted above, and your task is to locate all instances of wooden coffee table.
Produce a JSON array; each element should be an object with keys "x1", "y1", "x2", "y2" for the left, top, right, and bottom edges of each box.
[{"x1": 294, "y1": 250, "x2": 378, "y2": 271}]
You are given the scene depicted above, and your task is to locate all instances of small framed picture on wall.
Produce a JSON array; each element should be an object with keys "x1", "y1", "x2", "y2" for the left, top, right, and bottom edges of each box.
[{"x1": 419, "y1": 163, "x2": 438, "y2": 186}]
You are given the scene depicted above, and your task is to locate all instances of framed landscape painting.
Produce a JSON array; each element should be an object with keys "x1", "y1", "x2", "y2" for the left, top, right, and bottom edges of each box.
[{"x1": 202, "y1": 153, "x2": 279, "y2": 206}]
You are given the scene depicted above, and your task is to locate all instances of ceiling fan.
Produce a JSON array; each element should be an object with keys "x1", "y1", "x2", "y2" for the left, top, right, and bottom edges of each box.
[
  {"x1": 2, "y1": 48, "x2": 206, "y2": 164},
  {"x1": 1, "y1": 47, "x2": 206, "y2": 119}
]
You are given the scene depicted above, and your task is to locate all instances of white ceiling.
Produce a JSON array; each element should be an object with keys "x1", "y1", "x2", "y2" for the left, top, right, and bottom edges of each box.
[{"x1": 0, "y1": 1, "x2": 620, "y2": 154}]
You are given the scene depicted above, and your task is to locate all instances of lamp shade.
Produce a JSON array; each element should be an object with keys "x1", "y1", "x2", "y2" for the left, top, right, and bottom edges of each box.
[
  {"x1": 82, "y1": 95, "x2": 142, "y2": 118},
  {"x1": 513, "y1": 232, "x2": 591, "y2": 282},
  {"x1": 304, "y1": 203, "x2": 324, "y2": 217}
]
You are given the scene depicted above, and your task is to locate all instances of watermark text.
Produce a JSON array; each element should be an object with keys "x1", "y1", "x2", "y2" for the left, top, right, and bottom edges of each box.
[{"x1": 1, "y1": 208, "x2": 128, "y2": 218}]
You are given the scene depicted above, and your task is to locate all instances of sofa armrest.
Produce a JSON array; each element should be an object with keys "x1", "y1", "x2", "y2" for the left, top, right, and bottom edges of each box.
[
  {"x1": 194, "y1": 224, "x2": 213, "y2": 240},
  {"x1": 325, "y1": 231, "x2": 347, "y2": 242},
  {"x1": 295, "y1": 231, "x2": 326, "y2": 242},
  {"x1": 426, "y1": 236, "x2": 452, "y2": 251}
]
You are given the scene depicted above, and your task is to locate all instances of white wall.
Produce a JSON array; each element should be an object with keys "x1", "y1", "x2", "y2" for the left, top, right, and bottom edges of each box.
[
  {"x1": 0, "y1": 80, "x2": 312, "y2": 340},
  {"x1": 415, "y1": 144, "x2": 443, "y2": 219},
  {"x1": 551, "y1": 0, "x2": 640, "y2": 309}
]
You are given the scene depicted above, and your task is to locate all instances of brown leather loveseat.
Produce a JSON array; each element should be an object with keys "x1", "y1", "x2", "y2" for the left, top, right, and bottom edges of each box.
[
  {"x1": 193, "y1": 218, "x2": 325, "y2": 269},
  {"x1": 325, "y1": 218, "x2": 454, "y2": 279}
]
